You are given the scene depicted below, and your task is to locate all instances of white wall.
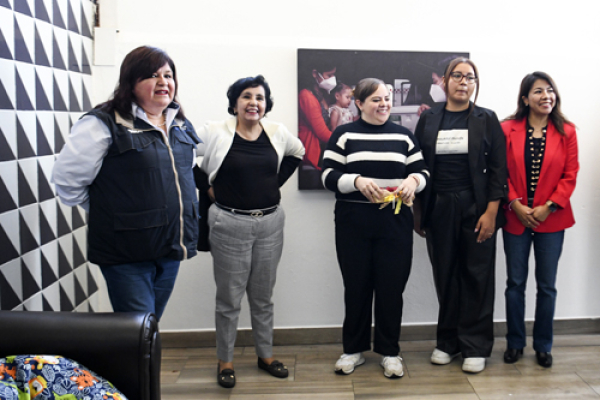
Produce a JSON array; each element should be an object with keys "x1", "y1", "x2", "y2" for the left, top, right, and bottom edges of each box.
[{"x1": 92, "y1": 0, "x2": 600, "y2": 331}]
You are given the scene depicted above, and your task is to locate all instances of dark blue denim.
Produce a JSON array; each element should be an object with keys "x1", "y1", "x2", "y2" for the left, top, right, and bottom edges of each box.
[
  {"x1": 100, "y1": 257, "x2": 180, "y2": 320},
  {"x1": 503, "y1": 229, "x2": 564, "y2": 352}
]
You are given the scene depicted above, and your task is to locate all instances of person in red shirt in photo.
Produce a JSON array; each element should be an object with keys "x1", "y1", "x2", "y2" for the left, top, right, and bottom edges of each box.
[{"x1": 298, "y1": 61, "x2": 337, "y2": 189}]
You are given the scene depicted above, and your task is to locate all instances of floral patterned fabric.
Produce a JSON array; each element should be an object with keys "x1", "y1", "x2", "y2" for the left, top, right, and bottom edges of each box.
[{"x1": 0, "y1": 355, "x2": 127, "y2": 400}]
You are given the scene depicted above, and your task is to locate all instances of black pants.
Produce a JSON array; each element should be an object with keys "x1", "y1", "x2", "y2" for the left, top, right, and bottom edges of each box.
[
  {"x1": 335, "y1": 201, "x2": 413, "y2": 356},
  {"x1": 426, "y1": 190, "x2": 496, "y2": 358}
]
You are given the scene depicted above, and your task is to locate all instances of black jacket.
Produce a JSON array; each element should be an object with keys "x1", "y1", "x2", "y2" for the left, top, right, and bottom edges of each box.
[{"x1": 414, "y1": 103, "x2": 508, "y2": 229}]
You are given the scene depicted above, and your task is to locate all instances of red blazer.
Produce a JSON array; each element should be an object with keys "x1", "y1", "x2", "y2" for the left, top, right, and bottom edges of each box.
[{"x1": 502, "y1": 118, "x2": 579, "y2": 235}]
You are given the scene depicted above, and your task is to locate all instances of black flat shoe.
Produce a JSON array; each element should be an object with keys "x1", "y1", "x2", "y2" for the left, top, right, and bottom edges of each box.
[
  {"x1": 217, "y1": 365, "x2": 236, "y2": 388},
  {"x1": 503, "y1": 348, "x2": 523, "y2": 364},
  {"x1": 536, "y1": 351, "x2": 553, "y2": 368},
  {"x1": 258, "y1": 358, "x2": 289, "y2": 378}
]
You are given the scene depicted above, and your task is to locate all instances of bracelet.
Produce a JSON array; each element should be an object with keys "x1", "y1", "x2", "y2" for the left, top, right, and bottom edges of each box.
[
  {"x1": 409, "y1": 175, "x2": 420, "y2": 186},
  {"x1": 508, "y1": 197, "x2": 522, "y2": 211},
  {"x1": 546, "y1": 200, "x2": 558, "y2": 213}
]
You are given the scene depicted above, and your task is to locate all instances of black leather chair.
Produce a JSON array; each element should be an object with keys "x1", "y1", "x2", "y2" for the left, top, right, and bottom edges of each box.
[{"x1": 0, "y1": 311, "x2": 161, "y2": 400}]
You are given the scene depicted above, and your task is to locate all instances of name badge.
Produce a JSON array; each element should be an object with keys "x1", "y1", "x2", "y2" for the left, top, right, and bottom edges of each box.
[{"x1": 436, "y1": 129, "x2": 468, "y2": 155}]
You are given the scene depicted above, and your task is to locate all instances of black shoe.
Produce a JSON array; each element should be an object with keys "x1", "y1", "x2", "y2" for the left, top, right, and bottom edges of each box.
[
  {"x1": 503, "y1": 348, "x2": 523, "y2": 364},
  {"x1": 258, "y1": 358, "x2": 289, "y2": 378},
  {"x1": 217, "y1": 365, "x2": 236, "y2": 388},
  {"x1": 536, "y1": 351, "x2": 553, "y2": 368}
]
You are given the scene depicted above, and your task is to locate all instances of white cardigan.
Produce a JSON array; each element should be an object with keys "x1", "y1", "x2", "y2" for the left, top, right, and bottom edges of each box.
[{"x1": 197, "y1": 117, "x2": 305, "y2": 185}]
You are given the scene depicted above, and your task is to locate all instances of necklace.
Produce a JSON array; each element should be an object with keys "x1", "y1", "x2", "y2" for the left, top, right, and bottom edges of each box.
[{"x1": 154, "y1": 114, "x2": 167, "y2": 127}]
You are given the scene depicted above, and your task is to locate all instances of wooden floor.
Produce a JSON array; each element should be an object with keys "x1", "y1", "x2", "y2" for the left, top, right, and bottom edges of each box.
[{"x1": 161, "y1": 334, "x2": 600, "y2": 399}]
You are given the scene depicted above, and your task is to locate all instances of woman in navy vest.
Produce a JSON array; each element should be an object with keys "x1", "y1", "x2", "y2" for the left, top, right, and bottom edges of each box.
[{"x1": 52, "y1": 46, "x2": 201, "y2": 320}]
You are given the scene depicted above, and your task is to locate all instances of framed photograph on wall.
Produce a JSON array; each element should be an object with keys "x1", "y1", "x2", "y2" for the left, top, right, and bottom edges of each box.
[{"x1": 297, "y1": 48, "x2": 469, "y2": 190}]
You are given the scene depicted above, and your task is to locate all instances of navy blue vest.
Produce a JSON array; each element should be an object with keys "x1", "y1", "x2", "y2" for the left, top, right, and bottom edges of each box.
[{"x1": 86, "y1": 108, "x2": 201, "y2": 265}]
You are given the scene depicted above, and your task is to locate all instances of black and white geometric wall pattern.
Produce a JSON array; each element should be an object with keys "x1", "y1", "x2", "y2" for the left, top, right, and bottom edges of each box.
[{"x1": 0, "y1": 0, "x2": 99, "y2": 312}]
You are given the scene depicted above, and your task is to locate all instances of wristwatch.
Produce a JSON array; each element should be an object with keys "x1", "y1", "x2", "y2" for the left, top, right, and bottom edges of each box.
[{"x1": 545, "y1": 200, "x2": 558, "y2": 213}]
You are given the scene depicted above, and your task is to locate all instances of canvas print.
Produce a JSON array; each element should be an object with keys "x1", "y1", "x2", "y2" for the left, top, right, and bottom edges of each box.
[{"x1": 297, "y1": 48, "x2": 469, "y2": 190}]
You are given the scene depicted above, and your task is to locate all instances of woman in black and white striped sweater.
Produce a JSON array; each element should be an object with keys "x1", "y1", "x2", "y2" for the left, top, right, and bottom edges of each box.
[{"x1": 322, "y1": 78, "x2": 429, "y2": 379}]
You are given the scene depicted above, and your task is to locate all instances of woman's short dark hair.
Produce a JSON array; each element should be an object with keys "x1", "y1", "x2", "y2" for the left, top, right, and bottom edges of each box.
[
  {"x1": 227, "y1": 75, "x2": 274, "y2": 116},
  {"x1": 353, "y1": 78, "x2": 385, "y2": 116},
  {"x1": 97, "y1": 46, "x2": 184, "y2": 119},
  {"x1": 506, "y1": 71, "x2": 571, "y2": 135}
]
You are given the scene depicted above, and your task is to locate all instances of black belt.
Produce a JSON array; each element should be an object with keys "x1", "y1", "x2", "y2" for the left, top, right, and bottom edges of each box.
[{"x1": 216, "y1": 203, "x2": 278, "y2": 217}]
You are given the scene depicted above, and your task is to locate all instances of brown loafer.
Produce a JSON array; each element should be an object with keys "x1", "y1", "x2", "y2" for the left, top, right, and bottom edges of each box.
[{"x1": 258, "y1": 358, "x2": 289, "y2": 378}]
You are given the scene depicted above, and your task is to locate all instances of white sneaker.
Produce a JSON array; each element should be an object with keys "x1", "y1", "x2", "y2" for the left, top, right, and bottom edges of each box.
[
  {"x1": 380, "y1": 356, "x2": 404, "y2": 379},
  {"x1": 431, "y1": 348, "x2": 459, "y2": 365},
  {"x1": 462, "y1": 357, "x2": 486, "y2": 373},
  {"x1": 334, "y1": 353, "x2": 365, "y2": 375}
]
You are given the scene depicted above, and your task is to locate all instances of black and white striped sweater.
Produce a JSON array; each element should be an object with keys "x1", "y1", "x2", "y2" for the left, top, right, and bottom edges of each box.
[{"x1": 322, "y1": 118, "x2": 429, "y2": 202}]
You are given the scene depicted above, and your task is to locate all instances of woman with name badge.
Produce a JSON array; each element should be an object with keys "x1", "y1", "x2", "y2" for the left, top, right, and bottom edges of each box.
[{"x1": 413, "y1": 58, "x2": 507, "y2": 374}]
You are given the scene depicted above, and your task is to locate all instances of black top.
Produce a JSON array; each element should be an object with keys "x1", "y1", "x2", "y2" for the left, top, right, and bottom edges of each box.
[
  {"x1": 213, "y1": 131, "x2": 280, "y2": 210},
  {"x1": 433, "y1": 109, "x2": 472, "y2": 192},
  {"x1": 525, "y1": 122, "x2": 547, "y2": 207}
]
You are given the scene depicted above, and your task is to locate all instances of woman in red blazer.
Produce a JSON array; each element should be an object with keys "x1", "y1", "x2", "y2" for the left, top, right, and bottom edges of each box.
[{"x1": 501, "y1": 72, "x2": 579, "y2": 368}]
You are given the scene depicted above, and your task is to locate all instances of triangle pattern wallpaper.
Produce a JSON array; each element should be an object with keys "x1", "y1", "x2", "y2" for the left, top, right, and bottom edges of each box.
[{"x1": 0, "y1": 0, "x2": 99, "y2": 312}]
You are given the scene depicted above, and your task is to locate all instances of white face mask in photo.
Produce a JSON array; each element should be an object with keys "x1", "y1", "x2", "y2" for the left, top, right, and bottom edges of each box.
[
  {"x1": 318, "y1": 73, "x2": 337, "y2": 93},
  {"x1": 430, "y1": 84, "x2": 446, "y2": 103}
]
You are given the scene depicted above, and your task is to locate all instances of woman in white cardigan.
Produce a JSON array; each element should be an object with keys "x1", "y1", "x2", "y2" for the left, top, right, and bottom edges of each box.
[{"x1": 194, "y1": 75, "x2": 304, "y2": 389}]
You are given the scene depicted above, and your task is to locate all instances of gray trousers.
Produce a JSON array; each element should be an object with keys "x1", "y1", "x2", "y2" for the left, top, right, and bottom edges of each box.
[{"x1": 208, "y1": 204, "x2": 285, "y2": 362}]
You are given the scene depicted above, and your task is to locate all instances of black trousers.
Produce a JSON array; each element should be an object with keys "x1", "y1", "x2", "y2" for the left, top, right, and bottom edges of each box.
[
  {"x1": 335, "y1": 201, "x2": 413, "y2": 356},
  {"x1": 425, "y1": 190, "x2": 496, "y2": 358}
]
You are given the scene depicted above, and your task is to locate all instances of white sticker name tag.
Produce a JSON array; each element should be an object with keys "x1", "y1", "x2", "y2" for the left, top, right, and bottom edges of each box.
[{"x1": 436, "y1": 129, "x2": 468, "y2": 155}]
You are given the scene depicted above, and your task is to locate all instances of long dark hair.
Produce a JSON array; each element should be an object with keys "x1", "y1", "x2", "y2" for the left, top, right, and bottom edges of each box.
[
  {"x1": 443, "y1": 57, "x2": 480, "y2": 113},
  {"x1": 96, "y1": 46, "x2": 185, "y2": 119},
  {"x1": 505, "y1": 71, "x2": 571, "y2": 136}
]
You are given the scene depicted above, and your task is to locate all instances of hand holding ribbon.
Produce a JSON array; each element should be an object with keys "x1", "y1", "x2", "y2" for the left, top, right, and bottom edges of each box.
[{"x1": 374, "y1": 186, "x2": 414, "y2": 214}]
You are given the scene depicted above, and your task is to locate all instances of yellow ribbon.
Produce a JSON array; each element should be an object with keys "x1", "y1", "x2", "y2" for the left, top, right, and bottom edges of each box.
[{"x1": 375, "y1": 191, "x2": 412, "y2": 214}]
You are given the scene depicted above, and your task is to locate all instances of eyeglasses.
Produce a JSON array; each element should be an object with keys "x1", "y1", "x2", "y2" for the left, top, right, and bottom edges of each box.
[{"x1": 449, "y1": 72, "x2": 477, "y2": 84}]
